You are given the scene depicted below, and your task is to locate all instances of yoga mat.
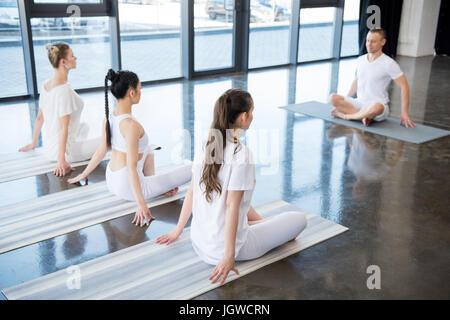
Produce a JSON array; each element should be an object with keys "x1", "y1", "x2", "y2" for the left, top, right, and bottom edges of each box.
[
  {"x1": 280, "y1": 101, "x2": 450, "y2": 144},
  {"x1": 0, "y1": 167, "x2": 189, "y2": 254},
  {"x1": 0, "y1": 145, "x2": 161, "y2": 183},
  {"x1": 2, "y1": 200, "x2": 348, "y2": 300}
]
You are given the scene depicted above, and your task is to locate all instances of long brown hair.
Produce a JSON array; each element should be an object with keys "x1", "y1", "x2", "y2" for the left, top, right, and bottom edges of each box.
[{"x1": 199, "y1": 89, "x2": 253, "y2": 202}]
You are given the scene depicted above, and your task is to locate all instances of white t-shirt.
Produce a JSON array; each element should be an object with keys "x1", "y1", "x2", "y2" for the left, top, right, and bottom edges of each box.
[
  {"x1": 356, "y1": 53, "x2": 404, "y2": 105},
  {"x1": 39, "y1": 83, "x2": 84, "y2": 161},
  {"x1": 190, "y1": 140, "x2": 256, "y2": 265}
]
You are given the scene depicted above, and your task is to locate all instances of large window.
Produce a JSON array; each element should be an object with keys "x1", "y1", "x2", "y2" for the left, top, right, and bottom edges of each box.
[
  {"x1": 194, "y1": 0, "x2": 234, "y2": 71},
  {"x1": 298, "y1": 7, "x2": 336, "y2": 63},
  {"x1": 0, "y1": 0, "x2": 28, "y2": 98},
  {"x1": 31, "y1": 16, "x2": 111, "y2": 91},
  {"x1": 119, "y1": 0, "x2": 182, "y2": 82},
  {"x1": 296, "y1": 62, "x2": 332, "y2": 103},
  {"x1": 248, "y1": 0, "x2": 292, "y2": 69},
  {"x1": 0, "y1": 0, "x2": 357, "y2": 100}
]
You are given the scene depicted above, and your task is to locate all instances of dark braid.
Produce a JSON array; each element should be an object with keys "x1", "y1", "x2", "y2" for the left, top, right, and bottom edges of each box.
[{"x1": 104, "y1": 74, "x2": 112, "y2": 147}]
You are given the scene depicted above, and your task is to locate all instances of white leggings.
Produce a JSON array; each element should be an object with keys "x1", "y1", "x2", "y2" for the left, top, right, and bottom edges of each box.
[
  {"x1": 106, "y1": 147, "x2": 192, "y2": 201},
  {"x1": 235, "y1": 211, "x2": 308, "y2": 261}
]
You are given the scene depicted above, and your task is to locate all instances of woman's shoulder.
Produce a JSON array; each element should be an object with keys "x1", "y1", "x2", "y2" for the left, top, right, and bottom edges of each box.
[
  {"x1": 228, "y1": 142, "x2": 254, "y2": 165},
  {"x1": 48, "y1": 83, "x2": 75, "y2": 99},
  {"x1": 118, "y1": 116, "x2": 143, "y2": 134}
]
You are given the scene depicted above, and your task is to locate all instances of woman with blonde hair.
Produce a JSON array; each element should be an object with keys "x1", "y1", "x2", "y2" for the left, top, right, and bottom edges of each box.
[
  {"x1": 20, "y1": 42, "x2": 100, "y2": 176},
  {"x1": 156, "y1": 89, "x2": 307, "y2": 284}
]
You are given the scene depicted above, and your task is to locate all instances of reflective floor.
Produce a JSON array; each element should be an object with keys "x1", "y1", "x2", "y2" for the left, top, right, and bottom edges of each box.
[{"x1": 0, "y1": 55, "x2": 449, "y2": 299}]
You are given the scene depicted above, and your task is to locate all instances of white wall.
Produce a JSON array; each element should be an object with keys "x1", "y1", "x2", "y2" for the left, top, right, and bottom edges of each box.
[{"x1": 397, "y1": 0, "x2": 441, "y2": 57}]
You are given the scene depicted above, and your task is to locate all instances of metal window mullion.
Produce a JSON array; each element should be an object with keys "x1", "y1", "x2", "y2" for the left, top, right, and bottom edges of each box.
[
  {"x1": 29, "y1": 2, "x2": 109, "y2": 18},
  {"x1": 17, "y1": 0, "x2": 38, "y2": 98},
  {"x1": 289, "y1": 0, "x2": 301, "y2": 65},
  {"x1": 181, "y1": 0, "x2": 194, "y2": 79},
  {"x1": 301, "y1": 0, "x2": 340, "y2": 8},
  {"x1": 234, "y1": 0, "x2": 249, "y2": 73},
  {"x1": 109, "y1": 0, "x2": 121, "y2": 71},
  {"x1": 182, "y1": 80, "x2": 195, "y2": 160},
  {"x1": 331, "y1": 0, "x2": 344, "y2": 59},
  {"x1": 328, "y1": 0, "x2": 344, "y2": 93}
]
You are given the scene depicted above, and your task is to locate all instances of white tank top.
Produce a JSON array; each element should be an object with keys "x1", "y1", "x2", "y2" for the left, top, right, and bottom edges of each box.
[{"x1": 109, "y1": 113, "x2": 149, "y2": 154}]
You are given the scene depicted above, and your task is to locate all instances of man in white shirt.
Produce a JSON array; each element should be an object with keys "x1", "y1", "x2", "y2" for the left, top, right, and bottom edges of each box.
[{"x1": 329, "y1": 28, "x2": 416, "y2": 128}]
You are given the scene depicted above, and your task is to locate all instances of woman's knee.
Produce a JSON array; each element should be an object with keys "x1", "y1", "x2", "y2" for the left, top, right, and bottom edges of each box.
[{"x1": 281, "y1": 211, "x2": 308, "y2": 235}]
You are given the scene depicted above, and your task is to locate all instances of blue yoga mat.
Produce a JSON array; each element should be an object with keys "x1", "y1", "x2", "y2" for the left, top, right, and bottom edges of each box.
[{"x1": 280, "y1": 101, "x2": 450, "y2": 144}]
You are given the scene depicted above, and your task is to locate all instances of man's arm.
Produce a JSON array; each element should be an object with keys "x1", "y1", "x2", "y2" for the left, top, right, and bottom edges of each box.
[
  {"x1": 347, "y1": 77, "x2": 358, "y2": 98},
  {"x1": 394, "y1": 74, "x2": 415, "y2": 128}
]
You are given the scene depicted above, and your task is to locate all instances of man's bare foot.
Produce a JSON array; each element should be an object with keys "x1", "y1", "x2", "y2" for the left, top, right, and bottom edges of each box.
[
  {"x1": 362, "y1": 118, "x2": 373, "y2": 127},
  {"x1": 331, "y1": 108, "x2": 338, "y2": 117},
  {"x1": 332, "y1": 110, "x2": 349, "y2": 120}
]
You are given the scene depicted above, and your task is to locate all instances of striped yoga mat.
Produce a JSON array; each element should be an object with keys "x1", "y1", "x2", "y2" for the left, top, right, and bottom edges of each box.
[
  {"x1": 0, "y1": 179, "x2": 188, "y2": 254},
  {"x1": 2, "y1": 200, "x2": 348, "y2": 300},
  {"x1": 0, "y1": 145, "x2": 161, "y2": 183}
]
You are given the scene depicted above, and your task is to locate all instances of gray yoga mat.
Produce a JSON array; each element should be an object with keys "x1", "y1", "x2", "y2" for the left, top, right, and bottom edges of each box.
[
  {"x1": 280, "y1": 101, "x2": 450, "y2": 144},
  {"x1": 2, "y1": 200, "x2": 348, "y2": 300}
]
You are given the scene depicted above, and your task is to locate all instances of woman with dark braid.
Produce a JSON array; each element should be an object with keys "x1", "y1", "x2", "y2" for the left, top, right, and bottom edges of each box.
[
  {"x1": 156, "y1": 89, "x2": 307, "y2": 284},
  {"x1": 69, "y1": 69, "x2": 192, "y2": 227},
  {"x1": 20, "y1": 42, "x2": 100, "y2": 177}
]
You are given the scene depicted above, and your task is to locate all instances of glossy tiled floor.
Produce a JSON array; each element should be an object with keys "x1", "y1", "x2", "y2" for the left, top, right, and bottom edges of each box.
[{"x1": 0, "y1": 55, "x2": 449, "y2": 299}]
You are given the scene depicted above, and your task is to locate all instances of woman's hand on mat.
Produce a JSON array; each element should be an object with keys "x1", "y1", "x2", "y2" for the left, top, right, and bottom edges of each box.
[
  {"x1": 54, "y1": 159, "x2": 74, "y2": 177},
  {"x1": 155, "y1": 227, "x2": 182, "y2": 246},
  {"x1": 19, "y1": 143, "x2": 36, "y2": 152},
  {"x1": 209, "y1": 256, "x2": 239, "y2": 285},
  {"x1": 132, "y1": 205, "x2": 155, "y2": 227},
  {"x1": 400, "y1": 113, "x2": 416, "y2": 128},
  {"x1": 68, "y1": 173, "x2": 87, "y2": 185}
]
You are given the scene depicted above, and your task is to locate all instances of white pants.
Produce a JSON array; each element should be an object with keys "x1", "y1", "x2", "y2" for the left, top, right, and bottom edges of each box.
[
  {"x1": 106, "y1": 146, "x2": 192, "y2": 201},
  {"x1": 344, "y1": 96, "x2": 390, "y2": 122},
  {"x1": 65, "y1": 137, "x2": 101, "y2": 163},
  {"x1": 44, "y1": 123, "x2": 100, "y2": 163},
  {"x1": 235, "y1": 211, "x2": 308, "y2": 261}
]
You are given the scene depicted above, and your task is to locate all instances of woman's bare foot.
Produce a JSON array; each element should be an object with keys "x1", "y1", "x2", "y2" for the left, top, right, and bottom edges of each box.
[
  {"x1": 164, "y1": 187, "x2": 179, "y2": 197},
  {"x1": 248, "y1": 218, "x2": 265, "y2": 226}
]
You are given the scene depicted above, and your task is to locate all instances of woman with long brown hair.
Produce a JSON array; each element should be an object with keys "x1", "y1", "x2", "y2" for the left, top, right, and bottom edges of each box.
[{"x1": 156, "y1": 88, "x2": 307, "y2": 284}]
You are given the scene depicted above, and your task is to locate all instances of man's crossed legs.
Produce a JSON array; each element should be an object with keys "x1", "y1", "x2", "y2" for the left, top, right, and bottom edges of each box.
[{"x1": 328, "y1": 94, "x2": 389, "y2": 126}]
